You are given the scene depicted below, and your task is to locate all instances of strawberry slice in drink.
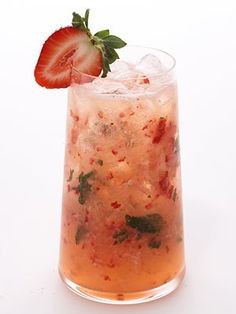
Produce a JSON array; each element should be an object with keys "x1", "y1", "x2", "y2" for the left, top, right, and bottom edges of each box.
[{"x1": 34, "y1": 9, "x2": 126, "y2": 89}]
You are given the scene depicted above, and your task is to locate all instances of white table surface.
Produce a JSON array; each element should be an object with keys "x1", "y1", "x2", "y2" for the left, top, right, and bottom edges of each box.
[{"x1": 1, "y1": 1, "x2": 236, "y2": 313}]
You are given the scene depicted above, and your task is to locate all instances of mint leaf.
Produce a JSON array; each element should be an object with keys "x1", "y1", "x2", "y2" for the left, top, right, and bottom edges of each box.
[
  {"x1": 67, "y1": 169, "x2": 74, "y2": 182},
  {"x1": 174, "y1": 136, "x2": 180, "y2": 153},
  {"x1": 113, "y1": 229, "x2": 129, "y2": 244},
  {"x1": 125, "y1": 213, "x2": 163, "y2": 233},
  {"x1": 73, "y1": 171, "x2": 94, "y2": 204},
  {"x1": 103, "y1": 35, "x2": 127, "y2": 49},
  {"x1": 176, "y1": 235, "x2": 183, "y2": 242},
  {"x1": 149, "y1": 239, "x2": 161, "y2": 249},
  {"x1": 94, "y1": 29, "x2": 110, "y2": 38},
  {"x1": 97, "y1": 159, "x2": 104, "y2": 166},
  {"x1": 75, "y1": 225, "x2": 87, "y2": 245},
  {"x1": 135, "y1": 232, "x2": 142, "y2": 240},
  {"x1": 172, "y1": 188, "x2": 177, "y2": 202}
]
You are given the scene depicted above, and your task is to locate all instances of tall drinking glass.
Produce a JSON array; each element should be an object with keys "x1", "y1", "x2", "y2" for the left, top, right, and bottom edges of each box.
[{"x1": 59, "y1": 46, "x2": 185, "y2": 304}]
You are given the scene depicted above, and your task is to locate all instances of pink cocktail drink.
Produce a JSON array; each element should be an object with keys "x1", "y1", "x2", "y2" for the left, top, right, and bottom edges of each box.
[{"x1": 59, "y1": 48, "x2": 185, "y2": 303}]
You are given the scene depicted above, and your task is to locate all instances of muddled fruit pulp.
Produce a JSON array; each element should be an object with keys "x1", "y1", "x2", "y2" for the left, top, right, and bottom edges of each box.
[{"x1": 59, "y1": 73, "x2": 185, "y2": 294}]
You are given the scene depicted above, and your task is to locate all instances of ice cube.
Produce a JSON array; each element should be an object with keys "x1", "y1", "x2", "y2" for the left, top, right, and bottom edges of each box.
[
  {"x1": 108, "y1": 60, "x2": 136, "y2": 80},
  {"x1": 136, "y1": 54, "x2": 164, "y2": 76},
  {"x1": 90, "y1": 77, "x2": 129, "y2": 94},
  {"x1": 110, "y1": 60, "x2": 133, "y2": 73}
]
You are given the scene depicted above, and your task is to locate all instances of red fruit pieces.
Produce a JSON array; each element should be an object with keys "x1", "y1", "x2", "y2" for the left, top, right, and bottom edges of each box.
[
  {"x1": 143, "y1": 77, "x2": 150, "y2": 84},
  {"x1": 70, "y1": 127, "x2": 78, "y2": 144},
  {"x1": 152, "y1": 117, "x2": 167, "y2": 144},
  {"x1": 70, "y1": 110, "x2": 80, "y2": 122},
  {"x1": 103, "y1": 275, "x2": 111, "y2": 281},
  {"x1": 159, "y1": 171, "x2": 169, "y2": 192},
  {"x1": 159, "y1": 171, "x2": 174, "y2": 199},
  {"x1": 145, "y1": 203, "x2": 152, "y2": 210},
  {"x1": 111, "y1": 201, "x2": 121, "y2": 209},
  {"x1": 118, "y1": 156, "x2": 126, "y2": 162},
  {"x1": 106, "y1": 172, "x2": 114, "y2": 180},
  {"x1": 112, "y1": 149, "x2": 118, "y2": 155}
]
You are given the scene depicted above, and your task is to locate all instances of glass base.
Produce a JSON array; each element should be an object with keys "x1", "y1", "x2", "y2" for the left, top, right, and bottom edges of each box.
[{"x1": 59, "y1": 266, "x2": 185, "y2": 304}]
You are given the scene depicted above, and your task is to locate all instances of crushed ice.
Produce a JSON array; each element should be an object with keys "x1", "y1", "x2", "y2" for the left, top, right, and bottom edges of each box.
[
  {"x1": 84, "y1": 54, "x2": 172, "y2": 95},
  {"x1": 136, "y1": 54, "x2": 164, "y2": 75}
]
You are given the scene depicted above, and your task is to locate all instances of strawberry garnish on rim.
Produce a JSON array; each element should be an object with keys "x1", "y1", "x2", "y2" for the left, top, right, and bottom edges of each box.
[
  {"x1": 34, "y1": 9, "x2": 126, "y2": 88},
  {"x1": 34, "y1": 27, "x2": 102, "y2": 88}
]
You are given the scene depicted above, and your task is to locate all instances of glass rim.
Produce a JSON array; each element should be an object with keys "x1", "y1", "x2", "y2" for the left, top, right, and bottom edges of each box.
[{"x1": 71, "y1": 45, "x2": 176, "y2": 83}]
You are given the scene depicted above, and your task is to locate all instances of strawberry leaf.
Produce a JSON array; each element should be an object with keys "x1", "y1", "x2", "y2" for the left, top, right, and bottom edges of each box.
[
  {"x1": 103, "y1": 35, "x2": 127, "y2": 49},
  {"x1": 105, "y1": 47, "x2": 119, "y2": 64},
  {"x1": 94, "y1": 29, "x2": 110, "y2": 38},
  {"x1": 72, "y1": 10, "x2": 91, "y2": 36},
  {"x1": 102, "y1": 57, "x2": 111, "y2": 78},
  {"x1": 72, "y1": 12, "x2": 85, "y2": 29},
  {"x1": 72, "y1": 9, "x2": 126, "y2": 78},
  {"x1": 84, "y1": 9, "x2": 90, "y2": 28}
]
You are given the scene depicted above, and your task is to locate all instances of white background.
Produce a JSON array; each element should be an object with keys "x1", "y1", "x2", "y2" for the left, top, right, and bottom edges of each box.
[{"x1": 0, "y1": 0, "x2": 236, "y2": 313}]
